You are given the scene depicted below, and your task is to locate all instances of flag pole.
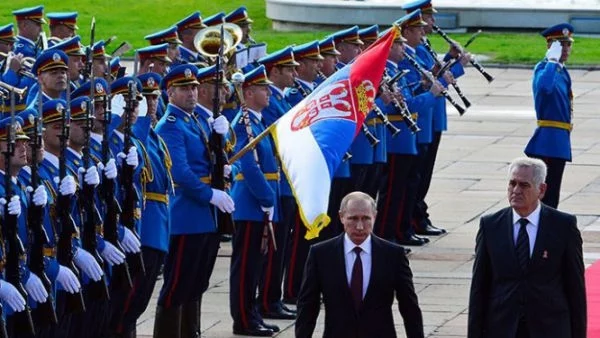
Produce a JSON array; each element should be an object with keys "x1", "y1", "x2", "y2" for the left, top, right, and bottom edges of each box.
[{"x1": 227, "y1": 122, "x2": 277, "y2": 164}]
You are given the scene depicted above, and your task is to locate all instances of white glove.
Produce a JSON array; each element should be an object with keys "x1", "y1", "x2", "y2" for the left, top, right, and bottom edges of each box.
[
  {"x1": 73, "y1": 248, "x2": 104, "y2": 282},
  {"x1": 29, "y1": 185, "x2": 48, "y2": 207},
  {"x1": 0, "y1": 280, "x2": 26, "y2": 312},
  {"x1": 261, "y1": 206, "x2": 275, "y2": 221},
  {"x1": 98, "y1": 159, "x2": 118, "y2": 180},
  {"x1": 56, "y1": 265, "x2": 81, "y2": 294},
  {"x1": 120, "y1": 227, "x2": 142, "y2": 254},
  {"x1": 212, "y1": 115, "x2": 230, "y2": 135},
  {"x1": 546, "y1": 41, "x2": 562, "y2": 62},
  {"x1": 111, "y1": 94, "x2": 126, "y2": 118},
  {"x1": 138, "y1": 96, "x2": 148, "y2": 117},
  {"x1": 223, "y1": 164, "x2": 232, "y2": 178},
  {"x1": 210, "y1": 189, "x2": 235, "y2": 213},
  {"x1": 78, "y1": 166, "x2": 100, "y2": 187},
  {"x1": 0, "y1": 196, "x2": 22, "y2": 217},
  {"x1": 118, "y1": 147, "x2": 139, "y2": 169},
  {"x1": 100, "y1": 241, "x2": 126, "y2": 266},
  {"x1": 24, "y1": 273, "x2": 48, "y2": 304},
  {"x1": 59, "y1": 175, "x2": 77, "y2": 196}
]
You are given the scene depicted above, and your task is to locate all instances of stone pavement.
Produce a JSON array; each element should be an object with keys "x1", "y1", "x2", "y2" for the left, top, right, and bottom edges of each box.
[{"x1": 135, "y1": 66, "x2": 600, "y2": 337}]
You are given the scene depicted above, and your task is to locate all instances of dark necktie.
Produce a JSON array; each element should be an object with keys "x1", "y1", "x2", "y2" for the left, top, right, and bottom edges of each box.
[
  {"x1": 516, "y1": 218, "x2": 530, "y2": 271},
  {"x1": 350, "y1": 247, "x2": 363, "y2": 311}
]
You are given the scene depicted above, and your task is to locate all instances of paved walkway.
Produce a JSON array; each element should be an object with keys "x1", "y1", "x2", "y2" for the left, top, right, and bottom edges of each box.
[{"x1": 135, "y1": 66, "x2": 600, "y2": 337}]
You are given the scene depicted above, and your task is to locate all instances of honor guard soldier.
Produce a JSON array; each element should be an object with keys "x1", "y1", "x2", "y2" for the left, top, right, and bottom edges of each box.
[
  {"x1": 27, "y1": 49, "x2": 70, "y2": 109},
  {"x1": 0, "y1": 116, "x2": 51, "y2": 337},
  {"x1": 12, "y1": 5, "x2": 46, "y2": 58},
  {"x1": 144, "y1": 26, "x2": 183, "y2": 66},
  {"x1": 325, "y1": 26, "x2": 363, "y2": 241},
  {"x1": 524, "y1": 23, "x2": 575, "y2": 209},
  {"x1": 27, "y1": 35, "x2": 86, "y2": 105},
  {"x1": 225, "y1": 6, "x2": 255, "y2": 47},
  {"x1": 67, "y1": 95, "x2": 127, "y2": 338},
  {"x1": 137, "y1": 44, "x2": 172, "y2": 76},
  {"x1": 377, "y1": 11, "x2": 442, "y2": 246},
  {"x1": 114, "y1": 71, "x2": 174, "y2": 337},
  {"x1": 285, "y1": 42, "x2": 321, "y2": 107},
  {"x1": 173, "y1": 12, "x2": 207, "y2": 65},
  {"x1": 255, "y1": 47, "x2": 299, "y2": 321},
  {"x1": 91, "y1": 40, "x2": 110, "y2": 81},
  {"x1": 313, "y1": 36, "x2": 340, "y2": 86},
  {"x1": 0, "y1": 24, "x2": 26, "y2": 117},
  {"x1": 47, "y1": 12, "x2": 78, "y2": 46},
  {"x1": 229, "y1": 65, "x2": 281, "y2": 337},
  {"x1": 203, "y1": 12, "x2": 226, "y2": 27},
  {"x1": 350, "y1": 25, "x2": 382, "y2": 197},
  {"x1": 405, "y1": 0, "x2": 459, "y2": 236},
  {"x1": 153, "y1": 64, "x2": 233, "y2": 337},
  {"x1": 36, "y1": 99, "x2": 86, "y2": 337}
]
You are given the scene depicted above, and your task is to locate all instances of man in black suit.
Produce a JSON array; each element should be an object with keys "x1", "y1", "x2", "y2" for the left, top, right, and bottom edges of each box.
[
  {"x1": 468, "y1": 157, "x2": 586, "y2": 338},
  {"x1": 295, "y1": 191, "x2": 424, "y2": 338}
]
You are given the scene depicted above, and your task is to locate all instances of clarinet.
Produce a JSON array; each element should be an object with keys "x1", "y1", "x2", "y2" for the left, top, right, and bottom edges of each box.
[
  {"x1": 431, "y1": 24, "x2": 494, "y2": 83},
  {"x1": 381, "y1": 68, "x2": 420, "y2": 133},
  {"x1": 403, "y1": 51, "x2": 466, "y2": 116},
  {"x1": 421, "y1": 38, "x2": 471, "y2": 109}
]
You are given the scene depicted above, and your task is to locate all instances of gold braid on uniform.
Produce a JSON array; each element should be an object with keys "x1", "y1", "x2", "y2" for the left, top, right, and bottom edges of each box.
[
  {"x1": 136, "y1": 140, "x2": 152, "y2": 209},
  {"x1": 158, "y1": 135, "x2": 175, "y2": 194}
]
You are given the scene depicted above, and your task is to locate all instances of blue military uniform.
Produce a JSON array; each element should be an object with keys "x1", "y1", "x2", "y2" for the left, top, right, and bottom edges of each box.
[
  {"x1": 26, "y1": 49, "x2": 70, "y2": 110},
  {"x1": 173, "y1": 12, "x2": 206, "y2": 66},
  {"x1": 525, "y1": 23, "x2": 575, "y2": 208},
  {"x1": 0, "y1": 24, "x2": 29, "y2": 117},
  {"x1": 153, "y1": 64, "x2": 222, "y2": 336},
  {"x1": 12, "y1": 6, "x2": 46, "y2": 58},
  {"x1": 229, "y1": 65, "x2": 282, "y2": 335}
]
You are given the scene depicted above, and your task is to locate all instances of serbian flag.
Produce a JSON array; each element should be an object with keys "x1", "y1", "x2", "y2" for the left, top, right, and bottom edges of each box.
[{"x1": 270, "y1": 25, "x2": 399, "y2": 239}]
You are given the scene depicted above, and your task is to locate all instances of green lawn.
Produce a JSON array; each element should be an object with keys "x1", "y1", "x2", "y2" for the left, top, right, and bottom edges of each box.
[{"x1": 1, "y1": 0, "x2": 599, "y2": 65}]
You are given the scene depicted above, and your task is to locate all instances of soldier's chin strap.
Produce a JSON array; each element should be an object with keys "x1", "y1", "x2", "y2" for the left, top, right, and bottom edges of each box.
[{"x1": 304, "y1": 213, "x2": 330, "y2": 240}]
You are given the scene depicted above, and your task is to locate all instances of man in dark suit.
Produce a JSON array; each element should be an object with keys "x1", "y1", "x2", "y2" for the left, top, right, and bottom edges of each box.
[
  {"x1": 295, "y1": 191, "x2": 424, "y2": 338},
  {"x1": 468, "y1": 157, "x2": 586, "y2": 338}
]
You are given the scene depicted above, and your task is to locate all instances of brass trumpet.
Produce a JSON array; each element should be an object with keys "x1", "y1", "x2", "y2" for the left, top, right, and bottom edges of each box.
[
  {"x1": 0, "y1": 52, "x2": 37, "y2": 79},
  {"x1": 194, "y1": 24, "x2": 240, "y2": 59},
  {"x1": 0, "y1": 81, "x2": 28, "y2": 99}
]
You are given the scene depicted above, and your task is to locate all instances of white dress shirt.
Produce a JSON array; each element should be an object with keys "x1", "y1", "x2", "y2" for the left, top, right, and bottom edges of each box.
[
  {"x1": 512, "y1": 202, "x2": 541, "y2": 257},
  {"x1": 344, "y1": 234, "x2": 372, "y2": 299}
]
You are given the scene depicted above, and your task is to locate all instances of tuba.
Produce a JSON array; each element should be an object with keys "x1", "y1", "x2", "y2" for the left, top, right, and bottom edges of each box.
[{"x1": 193, "y1": 24, "x2": 242, "y2": 73}]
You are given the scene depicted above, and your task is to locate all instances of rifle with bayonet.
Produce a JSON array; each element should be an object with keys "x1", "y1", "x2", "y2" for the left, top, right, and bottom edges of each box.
[
  {"x1": 120, "y1": 80, "x2": 145, "y2": 277},
  {"x1": 28, "y1": 81, "x2": 58, "y2": 327},
  {"x1": 80, "y1": 18, "x2": 110, "y2": 301},
  {"x1": 3, "y1": 90, "x2": 35, "y2": 335}
]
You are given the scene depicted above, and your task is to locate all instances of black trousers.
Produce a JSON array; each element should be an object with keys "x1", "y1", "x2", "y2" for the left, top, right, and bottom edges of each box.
[
  {"x1": 112, "y1": 246, "x2": 166, "y2": 335},
  {"x1": 158, "y1": 233, "x2": 220, "y2": 308},
  {"x1": 531, "y1": 156, "x2": 566, "y2": 209},
  {"x1": 67, "y1": 288, "x2": 110, "y2": 338},
  {"x1": 402, "y1": 144, "x2": 429, "y2": 235},
  {"x1": 413, "y1": 132, "x2": 442, "y2": 227},
  {"x1": 230, "y1": 221, "x2": 268, "y2": 329},
  {"x1": 375, "y1": 154, "x2": 415, "y2": 241},
  {"x1": 258, "y1": 197, "x2": 293, "y2": 312}
]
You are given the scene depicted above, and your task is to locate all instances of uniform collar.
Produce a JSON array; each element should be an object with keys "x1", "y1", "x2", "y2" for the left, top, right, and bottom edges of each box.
[
  {"x1": 403, "y1": 43, "x2": 416, "y2": 54},
  {"x1": 91, "y1": 132, "x2": 102, "y2": 143},
  {"x1": 196, "y1": 103, "x2": 213, "y2": 119},
  {"x1": 113, "y1": 130, "x2": 124, "y2": 142},
  {"x1": 43, "y1": 151, "x2": 59, "y2": 168},
  {"x1": 269, "y1": 84, "x2": 285, "y2": 98},
  {"x1": 296, "y1": 78, "x2": 314, "y2": 91},
  {"x1": 67, "y1": 147, "x2": 82, "y2": 159},
  {"x1": 248, "y1": 108, "x2": 261, "y2": 121},
  {"x1": 17, "y1": 35, "x2": 36, "y2": 46}
]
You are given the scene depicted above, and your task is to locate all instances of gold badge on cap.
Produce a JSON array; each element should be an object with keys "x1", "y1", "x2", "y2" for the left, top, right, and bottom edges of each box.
[
  {"x1": 147, "y1": 77, "x2": 156, "y2": 88},
  {"x1": 56, "y1": 102, "x2": 64, "y2": 113},
  {"x1": 95, "y1": 82, "x2": 104, "y2": 94},
  {"x1": 184, "y1": 68, "x2": 192, "y2": 79},
  {"x1": 52, "y1": 53, "x2": 61, "y2": 62}
]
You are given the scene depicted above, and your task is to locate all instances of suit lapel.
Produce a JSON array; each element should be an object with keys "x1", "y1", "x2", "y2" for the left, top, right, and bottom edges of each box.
[
  {"x1": 361, "y1": 236, "x2": 380, "y2": 310},
  {"x1": 530, "y1": 205, "x2": 549, "y2": 266}
]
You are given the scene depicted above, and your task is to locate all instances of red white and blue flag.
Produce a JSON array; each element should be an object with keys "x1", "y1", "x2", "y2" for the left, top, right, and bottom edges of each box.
[{"x1": 270, "y1": 25, "x2": 399, "y2": 239}]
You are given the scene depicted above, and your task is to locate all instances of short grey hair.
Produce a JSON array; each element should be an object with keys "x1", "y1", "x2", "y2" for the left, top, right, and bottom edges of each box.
[
  {"x1": 508, "y1": 157, "x2": 547, "y2": 187},
  {"x1": 339, "y1": 191, "x2": 377, "y2": 213}
]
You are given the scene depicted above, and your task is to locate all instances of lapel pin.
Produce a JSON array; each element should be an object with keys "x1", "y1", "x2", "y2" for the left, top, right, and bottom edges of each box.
[{"x1": 542, "y1": 250, "x2": 548, "y2": 259}]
